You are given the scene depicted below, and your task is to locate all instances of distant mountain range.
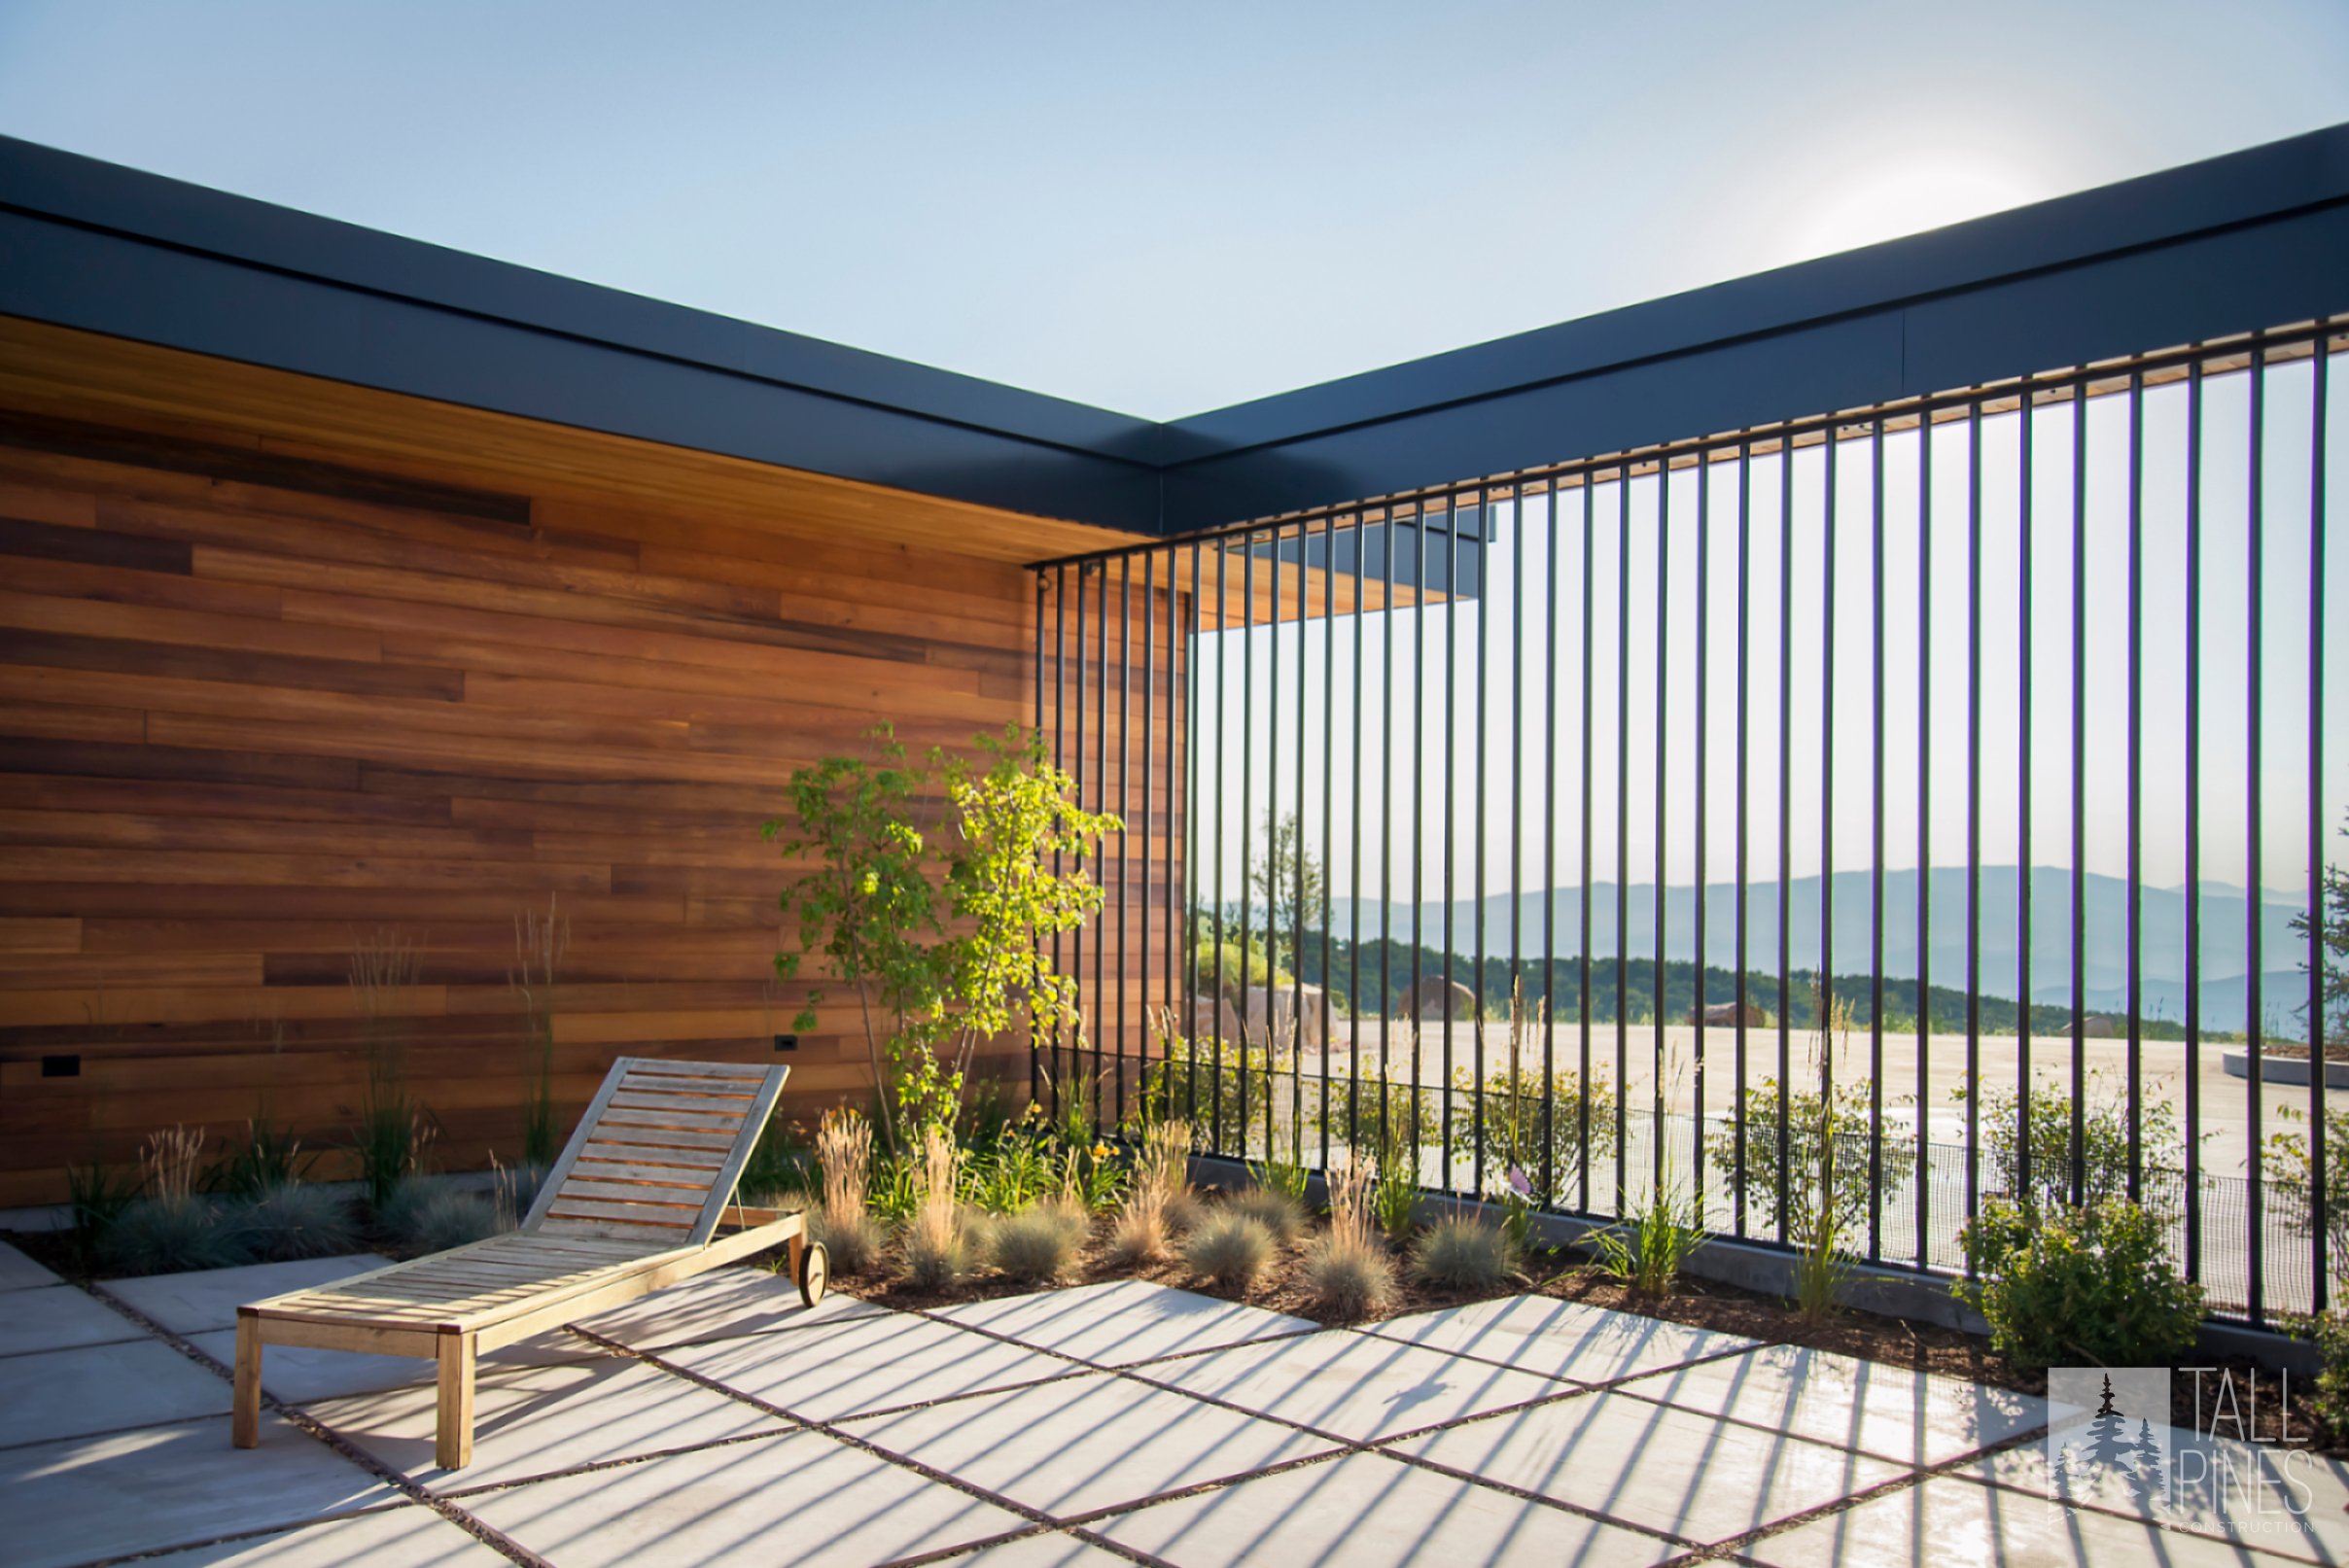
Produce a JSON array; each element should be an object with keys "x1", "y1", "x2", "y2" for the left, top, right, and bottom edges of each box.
[{"x1": 1328, "y1": 867, "x2": 2318, "y2": 1033}]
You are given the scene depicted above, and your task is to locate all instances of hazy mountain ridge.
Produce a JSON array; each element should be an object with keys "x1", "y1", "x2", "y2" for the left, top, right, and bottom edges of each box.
[{"x1": 1328, "y1": 867, "x2": 2320, "y2": 1032}]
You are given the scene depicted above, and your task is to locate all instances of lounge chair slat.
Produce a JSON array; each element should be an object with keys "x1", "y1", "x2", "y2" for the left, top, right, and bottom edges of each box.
[
  {"x1": 613, "y1": 1059, "x2": 766, "y2": 1079},
  {"x1": 606, "y1": 1093, "x2": 755, "y2": 1117},
  {"x1": 571, "y1": 1158, "x2": 722, "y2": 1187},
  {"x1": 553, "y1": 1180, "x2": 706, "y2": 1207},
  {"x1": 578, "y1": 1126, "x2": 739, "y2": 1151},
  {"x1": 578, "y1": 1140, "x2": 730, "y2": 1168},
  {"x1": 598, "y1": 1106, "x2": 747, "y2": 1132},
  {"x1": 545, "y1": 1198, "x2": 700, "y2": 1226},
  {"x1": 619, "y1": 1073, "x2": 763, "y2": 1098},
  {"x1": 534, "y1": 1216, "x2": 698, "y2": 1243}
]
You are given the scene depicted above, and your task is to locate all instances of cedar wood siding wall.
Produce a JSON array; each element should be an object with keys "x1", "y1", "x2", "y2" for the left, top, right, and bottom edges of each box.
[{"x1": 0, "y1": 317, "x2": 1178, "y2": 1206}]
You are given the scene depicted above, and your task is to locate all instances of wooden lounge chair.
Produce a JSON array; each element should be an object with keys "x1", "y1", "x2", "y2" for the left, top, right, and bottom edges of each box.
[{"x1": 232, "y1": 1057, "x2": 826, "y2": 1469}]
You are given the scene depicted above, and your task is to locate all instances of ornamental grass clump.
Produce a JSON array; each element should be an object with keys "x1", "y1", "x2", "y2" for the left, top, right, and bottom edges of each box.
[
  {"x1": 379, "y1": 1178, "x2": 500, "y2": 1256},
  {"x1": 1184, "y1": 1209, "x2": 1277, "y2": 1293},
  {"x1": 1227, "y1": 1182, "x2": 1305, "y2": 1242},
  {"x1": 231, "y1": 1182, "x2": 358, "y2": 1263},
  {"x1": 1108, "y1": 1118, "x2": 1192, "y2": 1267},
  {"x1": 990, "y1": 1194, "x2": 1090, "y2": 1284},
  {"x1": 811, "y1": 1108, "x2": 885, "y2": 1275},
  {"x1": 1300, "y1": 1158, "x2": 1395, "y2": 1321},
  {"x1": 903, "y1": 1127, "x2": 976, "y2": 1291},
  {"x1": 1410, "y1": 1210, "x2": 1519, "y2": 1292},
  {"x1": 99, "y1": 1126, "x2": 255, "y2": 1276}
]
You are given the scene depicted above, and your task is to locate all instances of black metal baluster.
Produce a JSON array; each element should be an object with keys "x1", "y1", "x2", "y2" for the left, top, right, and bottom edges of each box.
[
  {"x1": 1735, "y1": 441, "x2": 1753, "y2": 1238},
  {"x1": 2185, "y1": 362, "x2": 2204, "y2": 1287},
  {"x1": 1965, "y1": 399, "x2": 1981, "y2": 1233},
  {"x1": 2127, "y1": 372, "x2": 2146, "y2": 1202},
  {"x1": 1657, "y1": 460, "x2": 1672, "y2": 1198},
  {"x1": 2016, "y1": 388, "x2": 2035, "y2": 1217},
  {"x1": 1619, "y1": 467, "x2": 1633, "y2": 1213},
  {"x1": 1582, "y1": 474, "x2": 1596, "y2": 1213},
  {"x1": 1918, "y1": 407, "x2": 1935, "y2": 1267},
  {"x1": 1870, "y1": 415, "x2": 1885, "y2": 1262},
  {"x1": 2309, "y1": 339, "x2": 2331, "y2": 1313},
  {"x1": 2249, "y1": 344, "x2": 2268, "y2": 1327},
  {"x1": 1778, "y1": 432, "x2": 1796, "y2": 1243}
]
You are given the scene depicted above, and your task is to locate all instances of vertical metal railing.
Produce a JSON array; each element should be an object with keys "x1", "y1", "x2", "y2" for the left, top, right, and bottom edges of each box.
[{"x1": 1032, "y1": 323, "x2": 2341, "y2": 1324}]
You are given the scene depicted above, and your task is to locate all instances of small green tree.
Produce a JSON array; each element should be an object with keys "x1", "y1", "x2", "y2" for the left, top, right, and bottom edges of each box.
[
  {"x1": 765, "y1": 723, "x2": 1120, "y2": 1154},
  {"x1": 1246, "y1": 811, "x2": 1326, "y2": 975},
  {"x1": 2291, "y1": 812, "x2": 2348, "y2": 1046}
]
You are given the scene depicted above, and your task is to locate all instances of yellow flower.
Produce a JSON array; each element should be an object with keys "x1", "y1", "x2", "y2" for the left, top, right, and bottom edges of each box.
[{"x1": 1090, "y1": 1143, "x2": 1112, "y2": 1161}]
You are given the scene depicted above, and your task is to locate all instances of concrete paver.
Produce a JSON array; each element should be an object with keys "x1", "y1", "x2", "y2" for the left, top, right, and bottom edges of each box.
[
  {"x1": 0, "y1": 1281, "x2": 147, "y2": 1355},
  {"x1": 1089, "y1": 1448, "x2": 1683, "y2": 1568},
  {"x1": 0, "y1": 1237, "x2": 62, "y2": 1292},
  {"x1": 0, "y1": 1338, "x2": 233, "y2": 1447},
  {"x1": 124, "y1": 1505, "x2": 511, "y2": 1567},
  {"x1": 1365, "y1": 1293, "x2": 1757, "y2": 1387},
  {"x1": 0, "y1": 1413, "x2": 399, "y2": 1568},
  {"x1": 664, "y1": 1309, "x2": 1078, "y2": 1423},
  {"x1": 1387, "y1": 1389, "x2": 1911, "y2": 1547},
  {"x1": 462, "y1": 1426, "x2": 1030, "y2": 1568},
  {"x1": 936, "y1": 1279, "x2": 1315, "y2": 1368},
  {"x1": 842, "y1": 1372, "x2": 1337, "y2": 1517},
  {"x1": 305, "y1": 1357, "x2": 779, "y2": 1490},
  {"x1": 1613, "y1": 1342, "x2": 2054, "y2": 1466},
  {"x1": 1139, "y1": 1328, "x2": 1568, "y2": 1442}
]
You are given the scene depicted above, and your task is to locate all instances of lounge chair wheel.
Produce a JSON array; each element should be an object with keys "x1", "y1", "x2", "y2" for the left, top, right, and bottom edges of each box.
[{"x1": 799, "y1": 1240, "x2": 829, "y2": 1307}]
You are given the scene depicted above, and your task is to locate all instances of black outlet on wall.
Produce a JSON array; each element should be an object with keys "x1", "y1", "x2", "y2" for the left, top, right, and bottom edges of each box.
[{"x1": 773, "y1": 1034, "x2": 798, "y2": 1053}]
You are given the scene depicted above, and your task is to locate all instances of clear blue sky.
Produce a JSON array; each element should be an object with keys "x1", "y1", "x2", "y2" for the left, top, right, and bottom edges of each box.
[{"x1": 2, "y1": 2, "x2": 2345, "y2": 417}]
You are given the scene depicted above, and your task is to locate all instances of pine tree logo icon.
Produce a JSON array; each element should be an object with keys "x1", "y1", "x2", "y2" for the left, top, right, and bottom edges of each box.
[{"x1": 2047, "y1": 1368, "x2": 2171, "y2": 1513}]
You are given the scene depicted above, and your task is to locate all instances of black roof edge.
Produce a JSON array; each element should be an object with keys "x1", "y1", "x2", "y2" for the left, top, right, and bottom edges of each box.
[
  {"x1": 4, "y1": 124, "x2": 2346, "y2": 540},
  {"x1": 1158, "y1": 121, "x2": 2349, "y2": 463}
]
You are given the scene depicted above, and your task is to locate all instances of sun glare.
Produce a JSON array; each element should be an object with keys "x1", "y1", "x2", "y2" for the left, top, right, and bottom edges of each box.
[{"x1": 1795, "y1": 159, "x2": 2041, "y2": 261}]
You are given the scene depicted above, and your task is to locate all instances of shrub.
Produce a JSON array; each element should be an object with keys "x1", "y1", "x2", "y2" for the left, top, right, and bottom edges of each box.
[
  {"x1": 1972, "y1": 1069, "x2": 2185, "y2": 1215},
  {"x1": 903, "y1": 1128, "x2": 975, "y2": 1291},
  {"x1": 1410, "y1": 1212, "x2": 1518, "y2": 1292},
  {"x1": 232, "y1": 1183, "x2": 359, "y2": 1263},
  {"x1": 98, "y1": 1197, "x2": 252, "y2": 1275},
  {"x1": 963, "y1": 1133, "x2": 1061, "y2": 1213},
  {"x1": 1227, "y1": 1183, "x2": 1304, "y2": 1242},
  {"x1": 1300, "y1": 1160, "x2": 1394, "y2": 1320},
  {"x1": 1449, "y1": 985, "x2": 1619, "y2": 1212},
  {"x1": 990, "y1": 1196, "x2": 1090, "y2": 1284},
  {"x1": 1184, "y1": 1210, "x2": 1277, "y2": 1292},
  {"x1": 379, "y1": 1180, "x2": 501, "y2": 1256},
  {"x1": 1146, "y1": 1015, "x2": 1280, "y2": 1162},
  {"x1": 1957, "y1": 1198, "x2": 2203, "y2": 1374},
  {"x1": 2292, "y1": 1307, "x2": 2349, "y2": 1443}
]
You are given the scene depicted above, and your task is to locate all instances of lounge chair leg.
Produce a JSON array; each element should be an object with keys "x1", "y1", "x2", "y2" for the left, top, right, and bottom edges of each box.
[
  {"x1": 232, "y1": 1313, "x2": 262, "y2": 1448},
  {"x1": 436, "y1": 1331, "x2": 476, "y2": 1471},
  {"x1": 787, "y1": 1228, "x2": 805, "y2": 1280}
]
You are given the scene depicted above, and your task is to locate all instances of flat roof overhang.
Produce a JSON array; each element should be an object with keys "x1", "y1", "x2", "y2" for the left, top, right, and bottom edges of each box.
[{"x1": 3, "y1": 123, "x2": 2346, "y2": 540}]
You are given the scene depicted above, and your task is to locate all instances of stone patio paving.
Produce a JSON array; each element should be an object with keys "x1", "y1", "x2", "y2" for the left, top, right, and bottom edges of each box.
[{"x1": 2, "y1": 1237, "x2": 2344, "y2": 1566}]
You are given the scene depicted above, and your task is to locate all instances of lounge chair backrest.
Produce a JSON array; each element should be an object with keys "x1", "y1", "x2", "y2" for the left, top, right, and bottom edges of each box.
[{"x1": 522, "y1": 1057, "x2": 789, "y2": 1248}]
